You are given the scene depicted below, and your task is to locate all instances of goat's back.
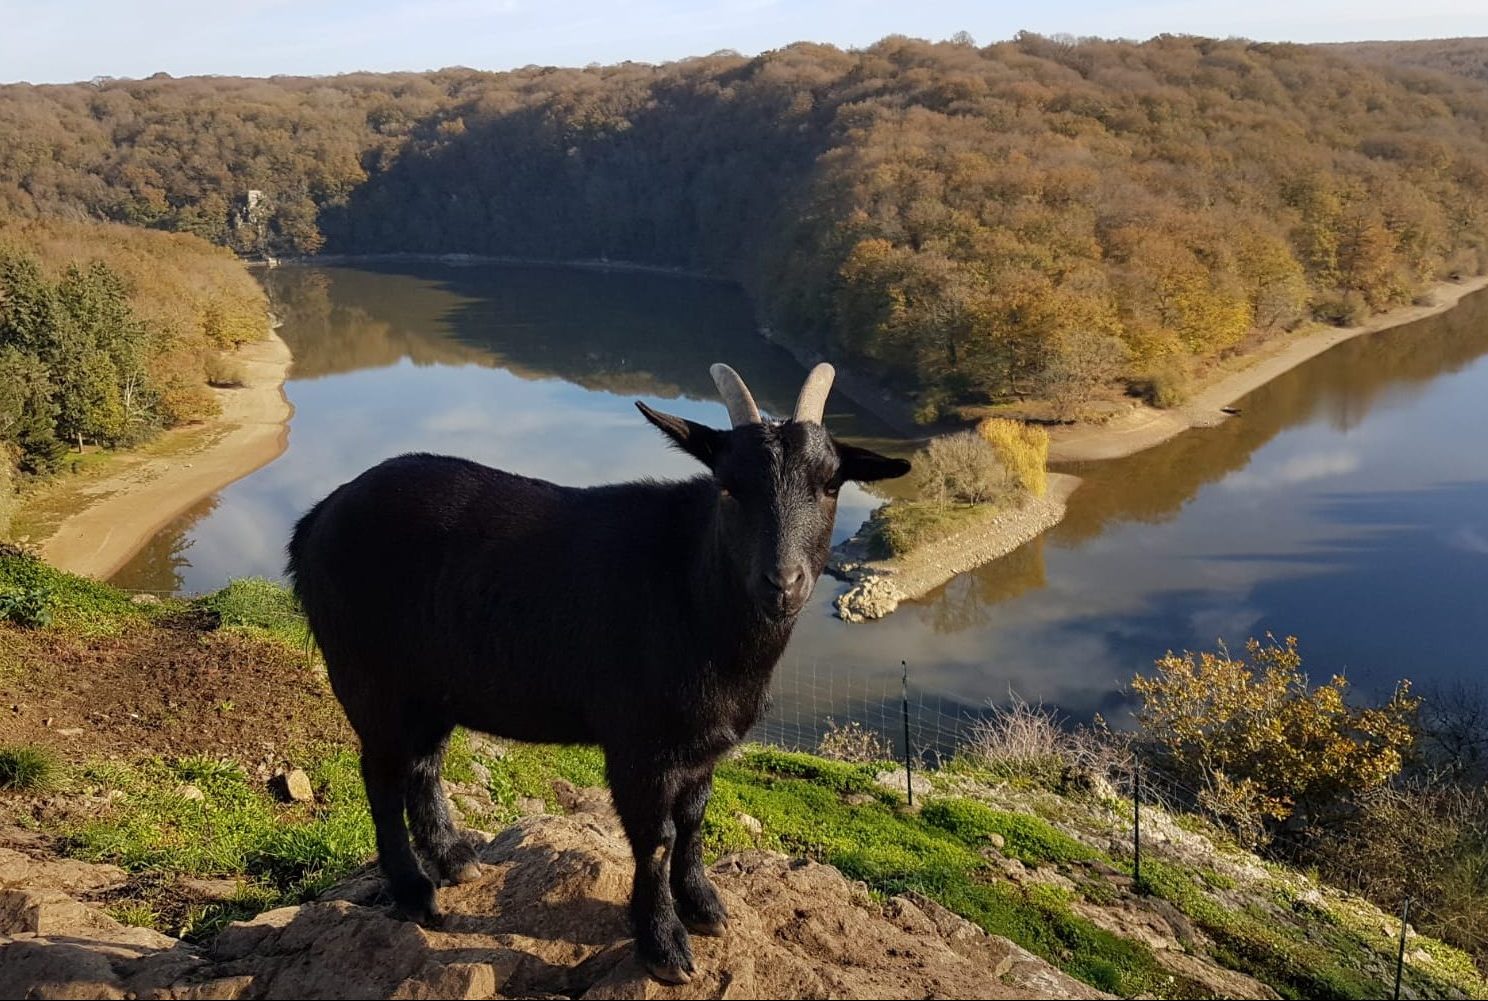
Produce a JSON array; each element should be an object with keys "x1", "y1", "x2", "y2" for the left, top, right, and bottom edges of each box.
[{"x1": 287, "y1": 452, "x2": 710, "y2": 745}]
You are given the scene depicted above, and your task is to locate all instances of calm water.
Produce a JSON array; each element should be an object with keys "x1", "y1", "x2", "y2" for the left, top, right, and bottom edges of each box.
[{"x1": 113, "y1": 263, "x2": 1488, "y2": 725}]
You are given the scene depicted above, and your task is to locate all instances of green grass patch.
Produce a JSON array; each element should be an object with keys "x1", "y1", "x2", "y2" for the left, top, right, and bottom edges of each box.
[
  {"x1": 0, "y1": 550, "x2": 155, "y2": 634},
  {"x1": 1137, "y1": 857, "x2": 1382, "y2": 999},
  {"x1": 866, "y1": 501, "x2": 994, "y2": 559},
  {"x1": 0, "y1": 744, "x2": 60, "y2": 791},
  {"x1": 707, "y1": 752, "x2": 1185, "y2": 997},
  {"x1": 920, "y1": 799, "x2": 1097, "y2": 866},
  {"x1": 194, "y1": 577, "x2": 305, "y2": 646},
  {"x1": 475, "y1": 741, "x2": 607, "y2": 817}
]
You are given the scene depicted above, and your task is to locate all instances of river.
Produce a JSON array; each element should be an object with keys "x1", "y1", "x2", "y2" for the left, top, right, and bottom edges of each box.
[{"x1": 111, "y1": 262, "x2": 1488, "y2": 741}]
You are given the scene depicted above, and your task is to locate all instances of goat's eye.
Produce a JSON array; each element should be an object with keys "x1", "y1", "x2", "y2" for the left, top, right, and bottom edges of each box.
[
  {"x1": 821, "y1": 484, "x2": 840, "y2": 500},
  {"x1": 719, "y1": 487, "x2": 733, "y2": 500}
]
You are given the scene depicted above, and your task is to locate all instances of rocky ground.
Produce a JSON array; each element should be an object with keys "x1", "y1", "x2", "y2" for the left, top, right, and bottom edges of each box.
[{"x1": 1, "y1": 800, "x2": 1108, "y2": 1000}]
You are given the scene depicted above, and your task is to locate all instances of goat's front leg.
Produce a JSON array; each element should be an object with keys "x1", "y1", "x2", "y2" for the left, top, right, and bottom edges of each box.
[
  {"x1": 671, "y1": 768, "x2": 727, "y2": 936},
  {"x1": 608, "y1": 759, "x2": 693, "y2": 984}
]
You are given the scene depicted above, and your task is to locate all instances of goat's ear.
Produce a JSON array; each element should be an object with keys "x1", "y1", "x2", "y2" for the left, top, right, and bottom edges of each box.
[
  {"x1": 836, "y1": 441, "x2": 911, "y2": 483},
  {"x1": 636, "y1": 401, "x2": 723, "y2": 468}
]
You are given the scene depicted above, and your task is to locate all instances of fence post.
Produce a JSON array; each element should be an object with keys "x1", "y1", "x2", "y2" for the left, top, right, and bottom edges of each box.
[
  {"x1": 1394, "y1": 896, "x2": 1412, "y2": 1000},
  {"x1": 901, "y1": 660, "x2": 913, "y2": 807},
  {"x1": 1133, "y1": 765, "x2": 1143, "y2": 894}
]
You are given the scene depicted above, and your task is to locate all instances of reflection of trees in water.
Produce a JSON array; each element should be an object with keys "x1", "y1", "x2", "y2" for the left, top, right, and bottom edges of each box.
[
  {"x1": 1056, "y1": 288, "x2": 1488, "y2": 545},
  {"x1": 106, "y1": 494, "x2": 220, "y2": 595},
  {"x1": 262, "y1": 263, "x2": 900, "y2": 438}
]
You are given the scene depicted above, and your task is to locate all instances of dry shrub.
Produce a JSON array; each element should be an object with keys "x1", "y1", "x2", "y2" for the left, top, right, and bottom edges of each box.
[
  {"x1": 1311, "y1": 780, "x2": 1488, "y2": 966},
  {"x1": 1132, "y1": 636, "x2": 1418, "y2": 843},
  {"x1": 1130, "y1": 355, "x2": 1193, "y2": 409},
  {"x1": 817, "y1": 719, "x2": 894, "y2": 763},
  {"x1": 204, "y1": 354, "x2": 247, "y2": 388},
  {"x1": 915, "y1": 430, "x2": 1011, "y2": 506},
  {"x1": 962, "y1": 694, "x2": 1125, "y2": 789},
  {"x1": 976, "y1": 418, "x2": 1048, "y2": 497}
]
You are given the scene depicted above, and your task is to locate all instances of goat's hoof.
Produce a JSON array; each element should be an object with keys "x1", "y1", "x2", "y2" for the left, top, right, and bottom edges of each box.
[
  {"x1": 645, "y1": 960, "x2": 694, "y2": 985},
  {"x1": 437, "y1": 841, "x2": 484, "y2": 885},
  {"x1": 445, "y1": 860, "x2": 483, "y2": 885},
  {"x1": 681, "y1": 914, "x2": 727, "y2": 937},
  {"x1": 393, "y1": 902, "x2": 444, "y2": 929}
]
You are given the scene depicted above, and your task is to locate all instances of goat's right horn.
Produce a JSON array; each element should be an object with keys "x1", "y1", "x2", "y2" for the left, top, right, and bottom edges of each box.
[
  {"x1": 710, "y1": 363, "x2": 762, "y2": 427},
  {"x1": 792, "y1": 363, "x2": 835, "y2": 424}
]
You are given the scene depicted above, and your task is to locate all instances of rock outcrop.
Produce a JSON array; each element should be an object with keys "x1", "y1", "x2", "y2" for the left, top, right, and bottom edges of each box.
[{"x1": 0, "y1": 807, "x2": 1109, "y2": 1000}]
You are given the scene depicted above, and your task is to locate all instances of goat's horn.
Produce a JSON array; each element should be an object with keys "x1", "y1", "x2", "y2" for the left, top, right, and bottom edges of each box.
[
  {"x1": 792, "y1": 363, "x2": 835, "y2": 424},
  {"x1": 709, "y1": 363, "x2": 762, "y2": 427}
]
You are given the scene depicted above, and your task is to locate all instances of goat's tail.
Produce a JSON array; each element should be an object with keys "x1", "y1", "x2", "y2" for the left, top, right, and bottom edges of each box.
[{"x1": 285, "y1": 494, "x2": 330, "y2": 602}]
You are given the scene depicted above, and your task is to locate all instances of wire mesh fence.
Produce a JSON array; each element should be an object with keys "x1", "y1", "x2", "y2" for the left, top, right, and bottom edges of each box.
[{"x1": 746, "y1": 657, "x2": 998, "y2": 763}]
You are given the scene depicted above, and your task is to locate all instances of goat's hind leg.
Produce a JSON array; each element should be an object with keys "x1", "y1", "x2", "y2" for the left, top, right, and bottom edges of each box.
[
  {"x1": 670, "y1": 769, "x2": 727, "y2": 936},
  {"x1": 406, "y1": 740, "x2": 482, "y2": 885},
  {"x1": 362, "y1": 746, "x2": 441, "y2": 926}
]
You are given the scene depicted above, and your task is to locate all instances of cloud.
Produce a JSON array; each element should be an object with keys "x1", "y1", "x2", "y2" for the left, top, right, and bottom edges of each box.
[{"x1": 1224, "y1": 450, "x2": 1360, "y2": 492}]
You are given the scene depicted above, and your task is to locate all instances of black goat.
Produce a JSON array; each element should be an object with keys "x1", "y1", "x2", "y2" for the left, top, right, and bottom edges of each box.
[{"x1": 286, "y1": 363, "x2": 909, "y2": 983}]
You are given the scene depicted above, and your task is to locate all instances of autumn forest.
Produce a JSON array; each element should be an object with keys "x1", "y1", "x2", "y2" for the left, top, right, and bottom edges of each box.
[{"x1": 4, "y1": 34, "x2": 1488, "y2": 436}]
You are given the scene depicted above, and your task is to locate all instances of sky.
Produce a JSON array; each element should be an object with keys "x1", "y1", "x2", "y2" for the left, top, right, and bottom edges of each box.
[{"x1": 2, "y1": 0, "x2": 1486, "y2": 85}]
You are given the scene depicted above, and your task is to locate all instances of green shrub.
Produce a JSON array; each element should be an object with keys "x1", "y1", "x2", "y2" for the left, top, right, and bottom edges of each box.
[
  {"x1": 0, "y1": 549, "x2": 147, "y2": 633},
  {"x1": 0, "y1": 582, "x2": 53, "y2": 627},
  {"x1": 0, "y1": 744, "x2": 60, "y2": 790},
  {"x1": 196, "y1": 578, "x2": 303, "y2": 644},
  {"x1": 976, "y1": 418, "x2": 1048, "y2": 497}
]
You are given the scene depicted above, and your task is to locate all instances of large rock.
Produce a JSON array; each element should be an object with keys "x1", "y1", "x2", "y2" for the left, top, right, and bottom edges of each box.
[{"x1": 0, "y1": 810, "x2": 1109, "y2": 1000}]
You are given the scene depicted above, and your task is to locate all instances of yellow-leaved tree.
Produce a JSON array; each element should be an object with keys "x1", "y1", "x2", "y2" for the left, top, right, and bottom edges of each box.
[{"x1": 1131, "y1": 635, "x2": 1418, "y2": 846}]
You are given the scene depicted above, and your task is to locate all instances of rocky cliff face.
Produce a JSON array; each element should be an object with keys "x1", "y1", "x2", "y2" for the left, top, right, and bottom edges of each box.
[{"x1": 1, "y1": 803, "x2": 1108, "y2": 1001}]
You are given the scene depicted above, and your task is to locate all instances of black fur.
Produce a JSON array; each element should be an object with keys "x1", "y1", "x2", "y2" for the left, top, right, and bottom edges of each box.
[{"x1": 287, "y1": 401, "x2": 908, "y2": 981}]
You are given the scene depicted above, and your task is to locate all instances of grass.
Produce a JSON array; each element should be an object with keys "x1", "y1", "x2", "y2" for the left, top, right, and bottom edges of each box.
[
  {"x1": 705, "y1": 749, "x2": 1190, "y2": 998},
  {"x1": 0, "y1": 548, "x2": 154, "y2": 634},
  {"x1": 193, "y1": 577, "x2": 305, "y2": 645},
  {"x1": 866, "y1": 500, "x2": 995, "y2": 559},
  {"x1": 0, "y1": 744, "x2": 60, "y2": 791}
]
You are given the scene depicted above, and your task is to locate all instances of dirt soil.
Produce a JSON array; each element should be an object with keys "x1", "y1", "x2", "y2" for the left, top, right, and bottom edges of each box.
[{"x1": 0, "y1": 620, "x2": 348, "y2": 766}]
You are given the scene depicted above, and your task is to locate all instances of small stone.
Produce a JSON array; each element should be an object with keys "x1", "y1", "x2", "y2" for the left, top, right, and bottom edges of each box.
[
  {"x1": 129, "y1": 592, "x2": 162, "y2": 606},
  {"x1": 274, "y1": 769, "x2": 315, "y2": 803},
  {"x1": 874, "y1": 768, "x2": 932, "y2": 799},
  {"x1": 987, "y1": 832, "x2": 1006, "y2": 851},
  {"x1": 843, "y1": 793, "x2": 874, "y2": 807},
  {"x1": 177, "y1": 784, "x2": 205, "y2": 802},
  {"x1": 468, "y1": 761, "x2": 491, "y2": 787},
  {"x1": 515, "y1": 796, "x2": 547, "y2": 815},
  {"x1": 57, "y1": 727, "x2": 84, "y2": 738},
  {"x1": 735, "y1": 812, "x2": 764, "y2": 836}
]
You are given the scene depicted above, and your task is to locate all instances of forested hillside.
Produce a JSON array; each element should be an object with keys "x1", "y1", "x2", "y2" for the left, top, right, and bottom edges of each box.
[
  {"x1": 1322, "y1": 37, "x2": 1488, "y2": 84},
  {"x1": 5, "y1": 34, "x2": 1488, "y2": 415}
]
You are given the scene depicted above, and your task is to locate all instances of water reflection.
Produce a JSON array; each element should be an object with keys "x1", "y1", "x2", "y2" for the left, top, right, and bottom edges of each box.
[{"x1": 111, "y1": 265, "x2": 1488, "y2": 723}]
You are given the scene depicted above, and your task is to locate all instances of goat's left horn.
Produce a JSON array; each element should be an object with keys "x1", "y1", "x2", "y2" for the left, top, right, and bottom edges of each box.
[
  {"x1": 792, "y1": 363, "x2": 835, "y2": 424},
  {"x1": 710, "y1": 363, "x2": 762, "y2": 427}
]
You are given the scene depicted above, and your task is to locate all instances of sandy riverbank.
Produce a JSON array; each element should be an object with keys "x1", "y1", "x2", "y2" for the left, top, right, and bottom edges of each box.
[
  {"x1": 32, "y1": 331, "x2": 294, "y2": 580},
  {"x1": 1048, "y1": 275, "x2": 1488, "y2": 463},
  {"x1": 828, "y1": 473, "x2": 1082, "y2": 622}
]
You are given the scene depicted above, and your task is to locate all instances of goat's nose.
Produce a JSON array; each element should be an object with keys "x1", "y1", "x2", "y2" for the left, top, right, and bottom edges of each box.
[{"x1": 766, "y1": 564, "x2": 809, "y2": 602}]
